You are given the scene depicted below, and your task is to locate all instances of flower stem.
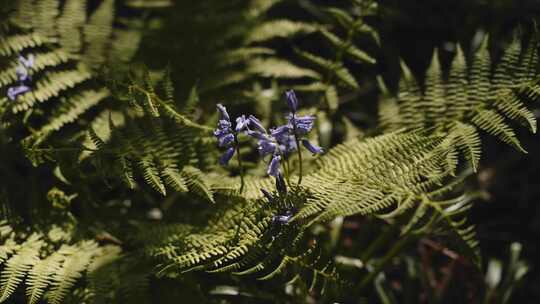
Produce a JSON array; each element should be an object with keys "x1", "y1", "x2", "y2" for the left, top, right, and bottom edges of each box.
[
  {"x1": 234, "y1": 136, "x2": 244, "y2": 193},
  {"x1": 295, "y1": 137, "x2": 303, "y2": 185}
]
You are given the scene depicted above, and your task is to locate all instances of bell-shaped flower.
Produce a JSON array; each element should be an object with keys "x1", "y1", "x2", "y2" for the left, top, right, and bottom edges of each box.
[
  {"x1": 302, "y1": 139, "x2": 324, "y2": 155},
  {"x1": 235, "y1": 115, "x2": 249, "y2": 132},
  {"x1": 257, "y1": 137, "x2": 277, "y2": 156},
  {"x1": 267, "y1": 154, "x2": 281, "y2": 177},
  {"x1": 219, "y1": 147, "x2": 236, "y2": 166},
  {"x1": 7, "y1": 85, "x2": 30, "y2": 100},
  {"x1": 248, "y1": 115, "x2": 266, "y2": 133},
  {"x1": 285, "y1": 89, "x2": 298, "y2": 112},
  {"x1": 216, "y1": 103, "x2": 230, "y2": 121}
]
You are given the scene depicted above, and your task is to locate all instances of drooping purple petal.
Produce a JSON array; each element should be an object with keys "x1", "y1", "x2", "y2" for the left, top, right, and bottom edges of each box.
[
  {"x1": 219, "y1": 147, "x2": 236, "y2": 166},
  {"x1": 285, "y1": 90, "x2": 298, "y2": 112},
  {"x1": 258, "y1": 138, "x2": 277, "y2": 156},
  {"x1": 19, "y1": 54, "x2": 34, "y2": 68},
  {"x1": 278, "y1": 135, "x2": 297, "y2": 155},
  {"x1": 247, "y1": 130, "x2": 268, "y2": 141},
  {"x1": 267, "y1": 154, "x2": 281, "y2": 177},
  {"x1": 218, "y1": 133, "x2": 235, "y2": 147},
  {"x1": 7, "y1": 85, "x2": 30, "y2": 101},
  {"x1": 217, "y1": 119, "x2": 232, "y2": 130},
  {"x1": 216, "y1": 104, "x2": 230, "y2": 121},
  {"x1": 290, "y1": 114, "x2": 315, "y2": 135},
  {"x1": 271, "y1": 125, "x2": 290, "y2": 141},
  {"x1": 273, "y1": 210, "x2": 293, "y2": 224},
  {"x1": 15, "y1": 65, "x2": 29, "y2": 81},
  {"x1": 248, "y1": 115, "x2": 266, "y2": 133},
  {"x1": 235, "y1": 115, "x2": 249, "y2": 132},
  {"x1": 302, "y1": 139, "x2": 324, "y2": 155}
]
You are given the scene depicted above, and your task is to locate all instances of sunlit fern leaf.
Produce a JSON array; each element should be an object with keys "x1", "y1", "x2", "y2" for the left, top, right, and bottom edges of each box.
[
  {"x1": 297, "y1": 131, "x2": 455, "y2": 221},
  {"x1": 0, "y1": 234, "x2": 42, "y2": 302},
  {"x1": 0, "y1": 33, "x2": 45, "y2": 56},
  {"x1": 380, "y1": 33, "x2": 539, "y2": 163},
  {"x1": 449, "y1": 122, "x2": 482, "y2": 172},
  {"x1": 11, "y1": 66, "x2": 93, "y2": 113},
  {"x1": 470, "y1": 109, "x2": 526, "y2": 153},
  {"x1": 26, "y1": 251, "x2": 64, "y2": 304},
  {"x1": 47, "y1": 241, "x2": 101, "y2": 304}
]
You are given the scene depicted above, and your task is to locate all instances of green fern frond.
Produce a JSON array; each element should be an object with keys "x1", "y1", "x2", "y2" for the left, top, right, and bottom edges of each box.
[
  {"x1": 380, "y1": 33, "x2": 539, "y2": 164},
  {"x1": 0, "y1": 234, "x2": 43, "y2": 302},
  {"x1": 246, "y1": 20, "x2": 316, "y2": 43}
]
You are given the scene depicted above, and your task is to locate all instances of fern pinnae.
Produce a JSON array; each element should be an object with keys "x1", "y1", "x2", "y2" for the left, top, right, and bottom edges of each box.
[
  {"x1": 48, "y1": 241, "x2": 100, "y2": 304},
  {"x1": 26, "y1": 251, "x2": 64, "y2": 304},
  {"x1": 0, "y1": 234, "x2": 43, "y2": 303}
]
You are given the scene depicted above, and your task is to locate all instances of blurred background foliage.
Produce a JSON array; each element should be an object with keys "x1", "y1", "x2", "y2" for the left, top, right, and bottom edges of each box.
[{"x1": 0, "y1": 0, "x2": 539, "y2": 303}]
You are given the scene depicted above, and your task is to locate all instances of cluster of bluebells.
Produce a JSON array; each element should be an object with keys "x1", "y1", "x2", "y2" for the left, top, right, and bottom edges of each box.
[
  {"x1": 214, "y1": 90, "x2": 323, "y2": 194},
  {"x1": 7, "y1": 54, "x2": 34, "y2": 101}
]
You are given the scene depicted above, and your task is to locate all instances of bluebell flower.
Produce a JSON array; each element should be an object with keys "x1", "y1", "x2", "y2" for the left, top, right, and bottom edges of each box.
[
  {"x1": 287, "y1": 114, "x2": 315, "y2": 135},
  {"x1": 7, "y1": 54, "x2": 34, "y2": 101},
  {"x1": 219, "y1": 147, "x2": 236, "y2": 166},
  {"x1": 267, "y1": 154, "x2": 281, "y2": 177},
  {"x1": 216, "y1": 104, "x2": 230, "y2": 121},
  {"x1": 214, "y1": 104, "x2": 238, "y2": 166},
  {"x1": 277, "y1": 134, "x2": 297, "y2": 155},
  {"x1": 248, "y1": 115, "x2": 266, "y2": 133},
  {"x1": 302, "y1": 139, "x2": 324, "y2": 155},
  {"x1": 285, "y1": 90, "x2": 298, "y2": 112},
  {"x1": 270, "y1": 125, "x2": 289, "y2": 141},
  {"x1": 7, "y1": 85, "x2": 30, "y2": 101},
  {"x1": 235, "y1": 115, "x2": 249, "y2": 132},
  {"x1": 257, "y1": 137, "x2": 277, "y2": 156},
  {"x1": 19, "y1": 54, "x2": 34, "y2": 69},
  {"x1": 272, "y1": 210, "x2": 293, "y2": 224}
]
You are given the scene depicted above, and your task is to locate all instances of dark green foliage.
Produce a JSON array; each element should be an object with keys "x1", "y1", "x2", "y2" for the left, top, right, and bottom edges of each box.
[{"x1": 0, "y1": 1, "x2": 539, "y2": 303}]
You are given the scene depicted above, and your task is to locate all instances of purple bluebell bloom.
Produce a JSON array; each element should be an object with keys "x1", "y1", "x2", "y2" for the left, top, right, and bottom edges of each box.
[
  {"x1": 219, "y1": 147, "x2": 236, "y2": 165},
  {"x1": 235, "y1": 115, "x2": 249, "y2": 132},
  {"x1": 7, "y1": 85, "x2": 30, "y2": 100},
  {"x1": 19, "y1": 54, "x2": 34, "y2": 68},
  {"x1": 277, "y1": 134, "x2": 297, "y2": 155},
  {"x1": 214, "y1": 104, "x2": 238, "y2": 166},
  {"x1": 218, "y1": 133, "x2": 235, "y2": 147},
  {"x1": 272, "y1": 210, "x2": 293, "y2": 224},
  {"x1": 287, "y1": 114, "x2": 315, "y2": 135},
  {"x1": 248, "y1": 115, "x2": 266, "y2": 133},
  {"x1": 15, "y1": 65, "x2": 29, "y2": 81},
  {"x1": 267, "y1": 154, "x2": 281, "y2": 177},
  {"x1": 302, "y1": 139, "x2": 324, "y2": 155},
  {"x1": 247, "y1": 129, "x2": 269, "y2": 141},
  {"x1": 285, "y1": 90, "x2": 298, "y2": 112},
  {"x1": 270, "y1": 125, "x2": 289, "y2": 141},
  {"x1": 7, "y1": 54, "x2": 34, "y2": 101},
  {"x1": 257, "y1": 137, "x2": 277, "y2": 156},
  {"x1": 216, "y1": 104, "x2": 230, "y2": 121}
]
